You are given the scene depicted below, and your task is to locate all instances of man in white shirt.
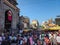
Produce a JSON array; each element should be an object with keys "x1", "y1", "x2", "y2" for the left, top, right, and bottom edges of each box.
[{"x1": 56, "y1": 30, "x2": 60, "y2": 45}]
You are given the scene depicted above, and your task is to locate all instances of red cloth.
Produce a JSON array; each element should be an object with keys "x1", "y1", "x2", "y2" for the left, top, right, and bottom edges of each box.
[
  {"x1": 8, "y1": 14, "x2": 12, "y2": 21},
  {"x1": 7, "y1": 11, "x2": 12, "y2": 21}
]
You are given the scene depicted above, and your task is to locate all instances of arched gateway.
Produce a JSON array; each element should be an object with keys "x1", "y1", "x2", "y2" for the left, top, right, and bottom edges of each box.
[{"x1": 5, "y1": 10, "x2": 12, "y2": 32}]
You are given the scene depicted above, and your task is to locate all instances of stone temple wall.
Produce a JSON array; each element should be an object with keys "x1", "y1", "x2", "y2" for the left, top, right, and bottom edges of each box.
[{"x1": 0, "y1": 0, "x2": 19, "y2": 32}]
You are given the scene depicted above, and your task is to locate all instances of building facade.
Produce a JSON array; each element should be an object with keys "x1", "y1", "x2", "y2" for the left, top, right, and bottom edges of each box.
[
  {"x1": 55, "y1": 17, "x2": 60, "y2": 26},
  {"x1": 0, "y1": 0, "x2": 19, "y2": 31},
  {"x1": 19, "y1": 16, "x2": 30, "y2": 30},
  {"x1": 31, "y1": 20, "x2": 39, "y2": 29}
]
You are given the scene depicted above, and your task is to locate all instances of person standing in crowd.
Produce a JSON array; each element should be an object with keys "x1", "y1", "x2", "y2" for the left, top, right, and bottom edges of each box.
[
  {"x1": 26, "y1": 33, "x2": 33, "y2": 45},
  {"x1": 0, "y1": 34, "x2": 2, "y2": 45},
  {"x1": 23, "y1": 35, "x2": 27, "y2": 45},
  {"x1": 56, "y1": 30, "x2": 60, "y2": 45},
  {"x1": 37, "y1": 39, "x2": 41, "y2": 45},
  {"x1": 2, "y1": 32, "x2": 10, "y2": 45},
  {"x1": 1, "y1": 32, "x2": 6, "y2": 45},
  {"x1": 39, "y1": 32, "x2": 42, "y2": 45},
  {"x1": 53, "y1": 32, "x2": 57, "y2": 45},
  {"x1": 50, "y1": 32, "x2": 54, "y2": 45},
  {"x1": 19, "y1": 29, "x2": 23, "y2": 36},
  {"x1": 49, "y1": 32, "x2": 57, "y2": 45},
  {"x1": 29, "y1": 34, "x2": 33, "y2": 45},
  {"x1": 2, "y1": 33, "x2": 5, "y2": 41},
  {"x1": 9, "y1": 33, "x2": 17, "y2": 43},
  {"x1": 17, "y1": 35, "x2": 23, "y2": 45},
  {"x1": 44, "y1": 36, "x2": 50, "y2": 45},
  {"x1": 49, "y1": 32, "x2": 52, "y2": 40},
  {"x1": 41, "y1": 33, "x2": 45, "y2": 45},
  {"x1": 33, "y1": 33, "x2": 41, "y2": 45}
]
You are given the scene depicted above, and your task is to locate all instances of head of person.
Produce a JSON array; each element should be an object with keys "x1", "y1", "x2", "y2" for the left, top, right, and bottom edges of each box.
[
  {"x1": 11, "y1": 33, "x2": 14, "y2": 36},
  {"x1": 51, "y1": 32, "x2": 53, "y2": 35},
  {"x1": 17, "y1": 34, "x2": 21, "y2": 40},
  {"x1": 45, "y1": 36, "x2": 49, "y2": 39},
  {"x1": 58, "y1": 30, "x2": 60, "y2": 34},
  {"x1": 34, "y1": 34, "x2": 38, "y2": 38}
]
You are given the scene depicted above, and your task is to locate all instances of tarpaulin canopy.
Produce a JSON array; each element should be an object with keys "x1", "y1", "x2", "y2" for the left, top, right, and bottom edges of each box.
[{"x1": 49, "y1": 26, "x2": 60, "y2": 30}]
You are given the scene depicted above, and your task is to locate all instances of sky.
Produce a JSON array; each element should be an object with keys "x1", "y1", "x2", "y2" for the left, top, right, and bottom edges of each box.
[{"x1": 17, "y1": 0, "x2": 60, "y2": 24}]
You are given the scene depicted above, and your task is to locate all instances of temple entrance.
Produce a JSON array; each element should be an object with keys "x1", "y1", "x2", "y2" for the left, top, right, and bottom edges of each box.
[{"x1": 5, "y1": 10, "x2": 12, "y2": 32}]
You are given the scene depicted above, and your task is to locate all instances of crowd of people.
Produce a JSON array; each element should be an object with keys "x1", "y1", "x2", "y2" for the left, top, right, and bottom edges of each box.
[{"x1": 0, "y1": 30, "x2": 60, "y2": 45}]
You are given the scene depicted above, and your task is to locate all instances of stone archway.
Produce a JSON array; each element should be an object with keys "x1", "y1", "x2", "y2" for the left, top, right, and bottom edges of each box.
[{"x1": 5, "y1": 10, "x2": 12, "y2": 32}]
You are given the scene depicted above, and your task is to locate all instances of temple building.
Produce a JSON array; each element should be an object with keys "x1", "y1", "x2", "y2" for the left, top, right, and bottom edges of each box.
[
  {"x1": 19, "y1": 16, "x2": 30, "y2": 30},
  {"x1": 0, "y1": 0, "x2": 20, "y2": 32},
  {"x1": 31, "y1": 20, "x2": 39, "y2": 29},
  {"x1": 55, "y1": 16, "x2": 60, "y2": 26}
]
